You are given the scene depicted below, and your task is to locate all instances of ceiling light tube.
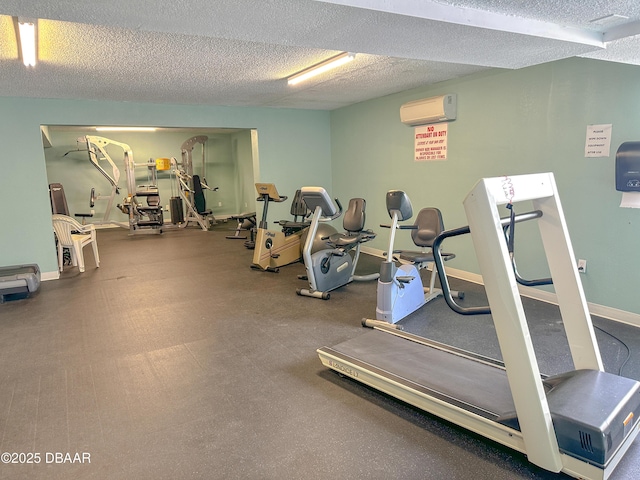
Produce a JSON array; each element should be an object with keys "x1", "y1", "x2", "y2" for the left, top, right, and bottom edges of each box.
[
  {"x1": 287, "y1": 52, "x2": 355, "y2": 85},
  {"x1": 17, "y1": 18, "x2": 37, "y2": 67},
  {"x1": 95, "y1": 127, "x2": 157, "y2": 132}
]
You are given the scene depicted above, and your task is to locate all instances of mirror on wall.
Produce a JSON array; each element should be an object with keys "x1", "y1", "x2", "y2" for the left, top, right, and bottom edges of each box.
[{"x1": 41, "y1": 125, "x2": 258, "y2": 230}]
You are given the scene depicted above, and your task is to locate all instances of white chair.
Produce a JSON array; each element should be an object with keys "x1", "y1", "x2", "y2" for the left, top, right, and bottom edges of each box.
[{"x1": 52, "y1": 214, "x2": 100, "y2": 273}]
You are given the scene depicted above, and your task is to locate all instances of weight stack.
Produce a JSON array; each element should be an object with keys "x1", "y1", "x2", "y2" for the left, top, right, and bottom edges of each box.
[{"x1": 170, "y1": 197, "x2": 184, "y2": 224}]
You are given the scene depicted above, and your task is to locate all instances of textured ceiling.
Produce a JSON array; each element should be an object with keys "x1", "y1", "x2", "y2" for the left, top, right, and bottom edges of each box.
[{"x1": 1, "y1": 0, "x2": 640, "y2": 110}]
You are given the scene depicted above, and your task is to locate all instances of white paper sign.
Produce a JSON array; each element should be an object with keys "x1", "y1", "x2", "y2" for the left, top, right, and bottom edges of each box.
[
  {"x1": 585, "y1": 124, "x2": 612, "y2": 157},
  {"x1": 415, "y1": 123, "x2": 448, "y2": 161}
]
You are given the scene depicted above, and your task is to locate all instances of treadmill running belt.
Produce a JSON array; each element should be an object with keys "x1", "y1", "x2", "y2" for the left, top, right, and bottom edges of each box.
[{"x1": 326, "y1": 329, "x2": 517, "y2": 421}]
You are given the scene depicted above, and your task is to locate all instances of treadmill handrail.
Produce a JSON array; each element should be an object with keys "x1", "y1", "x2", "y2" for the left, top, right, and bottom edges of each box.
[
  {"x1": 433, "y1": 210, "x2": 546, "y2": 315},
  {"x1": 503, "y1": 223, "x2": 553, "y2": 287},
  {"x1": 320, "y1": 198, "x2": 343, "y2": 222}
]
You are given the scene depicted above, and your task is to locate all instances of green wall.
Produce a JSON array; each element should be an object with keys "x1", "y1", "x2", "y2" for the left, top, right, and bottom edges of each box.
[
  {"x1": 330, "y1": 57, "x2": 640, "y2": 314},
  {"x1": 0, "y1": 97, "x2": 331, "y2": 276}
]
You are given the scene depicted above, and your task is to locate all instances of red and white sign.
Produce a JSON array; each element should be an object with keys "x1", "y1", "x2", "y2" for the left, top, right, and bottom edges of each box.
[{"x1": 414, "y1": 123, "x2": 448, "y2": 162}]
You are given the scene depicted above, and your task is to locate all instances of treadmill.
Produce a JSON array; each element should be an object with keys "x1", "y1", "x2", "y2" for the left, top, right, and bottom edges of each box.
[{"x1": 317, "y1": 173, "x2": 640, "y2": 480}]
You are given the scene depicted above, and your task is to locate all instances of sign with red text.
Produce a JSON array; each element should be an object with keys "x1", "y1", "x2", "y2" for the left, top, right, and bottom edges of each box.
[{"x1": 415, "y1": 123, "x2": 448, "y2": 161}]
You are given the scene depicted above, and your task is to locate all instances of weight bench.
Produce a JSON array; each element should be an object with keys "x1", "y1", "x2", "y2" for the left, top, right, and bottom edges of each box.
[
  {"x1": 0, "y1": 264, "x2": 41, "y2": 303},
  {"x1": 226, "y1": 212, "x2": 257, "y2": 241}
]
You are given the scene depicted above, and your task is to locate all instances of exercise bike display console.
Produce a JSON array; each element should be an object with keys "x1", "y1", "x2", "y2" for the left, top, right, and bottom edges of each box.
[{"x1": 317, "y1": 173, "x2": 640, "y2": 480}]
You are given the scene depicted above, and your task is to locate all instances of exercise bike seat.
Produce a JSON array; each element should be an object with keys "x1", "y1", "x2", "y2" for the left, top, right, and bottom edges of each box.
[
  {"x1": 396, "y1": 207, "x2": 445, "y2": 261},
  {"x1": 395, "y1": 207, "x2": 463, "y2": 299},
  {"x1": 399, "y1": 251, "x2": 435, "y2": 263},
  {"x1": 329, "y1": 233, "x2": 362, "y2": 248},
  {"x1": 327, "y1": 198, "x2": 376, "y2": 249}
]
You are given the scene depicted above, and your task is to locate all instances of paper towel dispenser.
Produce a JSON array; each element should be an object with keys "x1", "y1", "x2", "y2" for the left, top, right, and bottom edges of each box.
[{"x1": 616, "y1": 142, "x2": 640, "y2": 191}]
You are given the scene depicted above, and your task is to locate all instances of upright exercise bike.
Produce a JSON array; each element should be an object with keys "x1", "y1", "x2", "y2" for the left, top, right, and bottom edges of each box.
[
  {"x1": 251, "y1": 183, "x2": 309, "y2": 272},
  {"x1": 297, "y1": 186, "x2": 378, "y2": 300}
]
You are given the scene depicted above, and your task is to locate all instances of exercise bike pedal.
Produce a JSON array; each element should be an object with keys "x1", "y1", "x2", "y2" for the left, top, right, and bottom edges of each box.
[
  {"x1": 361, "y1": 318, "x2": 403, "y2": 330},
  {"x1": 250, "y1": 264, "x2": 280, "y2": 273},
  {"x1": 396, "y1": 275, "x2": 415, "y2": 283},
  {"x1": 296, "y1": 288, "x2": 330, "y2": 300}
]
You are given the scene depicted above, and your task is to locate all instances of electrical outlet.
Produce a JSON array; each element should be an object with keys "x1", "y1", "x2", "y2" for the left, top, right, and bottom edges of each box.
[
  {"x1": 577, "y1": 259, "x2": 587, "y2": 273},
  {"x1": 218, "y1": 201, "x2": 222, "y2": 207}
]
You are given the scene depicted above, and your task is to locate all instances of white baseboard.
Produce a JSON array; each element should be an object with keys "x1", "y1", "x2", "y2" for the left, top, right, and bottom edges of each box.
[
  {"x1": 360, "y1": 246, "x2": 640, "y2": 328},
  {"x1": 41, "y1": 270, "x2": 60, "y2": 281}
]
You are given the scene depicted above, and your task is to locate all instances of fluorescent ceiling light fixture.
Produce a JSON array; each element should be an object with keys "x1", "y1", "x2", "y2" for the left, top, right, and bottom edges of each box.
[
  {"x1": 287, "y1": 52, "x2": 355, "y2": 85},
  {"x1": 17, "y1": 18, "x2": 37, "y2": 67},
  {"x1": 95, "y1": 127, "x2": 157, "y2": 132}
]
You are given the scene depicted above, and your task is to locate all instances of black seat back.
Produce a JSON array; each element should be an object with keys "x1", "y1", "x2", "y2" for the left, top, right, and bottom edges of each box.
[
  {"x1": 49, "y1": 183, "x2": 70, "y2": 215},
  {"x1": 193, "y1": 175, "x2": 206, "y2": 214},
  {"x1": 411, "y1": 207, "x2": 444, "y2": 248},
  {"x1": 289, "y1": 190, "x2": 308, "y2": 222},
  {"x1": 343, "y1": 198, "x2": 366, "y2": 234}
]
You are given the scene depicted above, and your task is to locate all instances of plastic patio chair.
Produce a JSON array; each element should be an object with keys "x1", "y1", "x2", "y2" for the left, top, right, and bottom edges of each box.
[{"x1": 52, "y1": 214, "x2": 100, "y2": 273}]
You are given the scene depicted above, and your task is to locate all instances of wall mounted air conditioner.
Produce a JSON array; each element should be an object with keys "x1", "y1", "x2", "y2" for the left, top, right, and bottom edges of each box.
[{"x1": 400, "y1": 94, "x2": 457, "y2": 126}]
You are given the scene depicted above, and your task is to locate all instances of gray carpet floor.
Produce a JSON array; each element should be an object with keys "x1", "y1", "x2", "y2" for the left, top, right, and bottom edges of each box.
[{"x1": 0, "y1": 222, "x2": 639, "y2": 479}]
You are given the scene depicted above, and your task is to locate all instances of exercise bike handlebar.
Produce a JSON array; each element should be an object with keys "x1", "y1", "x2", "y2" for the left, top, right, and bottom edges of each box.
[
  {"x1": 319, "y1": 198, "x2": 343, "y2": 222},
  {"x1": 379, "y1": 224, "x2": 417, "y2": 229},
  {"x1": 257, "y1": 194, "x2": 288, "y2": 202},
  {"x1": 433, "y1": 210, "x2": 548, "y2": 316}
]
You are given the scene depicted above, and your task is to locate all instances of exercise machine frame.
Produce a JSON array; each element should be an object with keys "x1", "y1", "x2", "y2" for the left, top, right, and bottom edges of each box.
[{"x1": 80, "y1": 135, "x2": 126, "y2": 227}]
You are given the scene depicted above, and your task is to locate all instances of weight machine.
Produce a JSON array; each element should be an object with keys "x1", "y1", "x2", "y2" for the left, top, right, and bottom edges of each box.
[
  {"x1": 81, "y1": 135, "x2": 164, "y2": 234},
  {"x1": 171, "y1": 135, "x2": 218, "y2": 231},
  {"x1": 73, "y1": 135, "x2": 124, "y2": 226}
]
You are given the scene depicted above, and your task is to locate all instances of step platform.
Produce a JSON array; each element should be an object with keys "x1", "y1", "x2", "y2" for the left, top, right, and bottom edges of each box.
[{"x1": 0, "y1": 264, "x2": 40, "y2": 303}]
